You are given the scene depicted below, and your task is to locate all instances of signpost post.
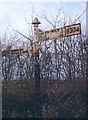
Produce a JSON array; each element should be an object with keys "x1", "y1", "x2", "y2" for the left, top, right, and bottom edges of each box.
[{"x1": 32, "y1": 18, "x2": 42, "y2": 118}]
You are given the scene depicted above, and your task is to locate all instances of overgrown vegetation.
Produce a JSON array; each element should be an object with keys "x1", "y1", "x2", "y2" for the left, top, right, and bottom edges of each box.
[{"x1": 2, "y1": 79, "x2": 86, "y2": 118}]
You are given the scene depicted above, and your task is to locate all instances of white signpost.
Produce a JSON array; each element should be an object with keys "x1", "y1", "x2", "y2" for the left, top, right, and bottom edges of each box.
[{"x1": 37, "y1": 23, "x2": 81, "y2": 42}]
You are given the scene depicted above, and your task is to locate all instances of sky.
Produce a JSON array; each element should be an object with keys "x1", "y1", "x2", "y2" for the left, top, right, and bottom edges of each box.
[
  {"x1": 0, "y1": 0, "x2": 87, "y2": 37},
  {"x1": 0, "y1": 0, "x2": 87, "y2": 2}
]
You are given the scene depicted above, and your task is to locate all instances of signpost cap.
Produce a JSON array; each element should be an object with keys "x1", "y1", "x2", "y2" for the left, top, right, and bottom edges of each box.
[{"x1": 32, "y1": 17, "x2": 41, "y2": 27}]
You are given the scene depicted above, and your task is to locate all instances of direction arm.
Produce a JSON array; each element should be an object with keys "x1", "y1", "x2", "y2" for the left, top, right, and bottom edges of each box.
[{"x1": 2, "y1": 48, "x2": 29, "y2": 56}]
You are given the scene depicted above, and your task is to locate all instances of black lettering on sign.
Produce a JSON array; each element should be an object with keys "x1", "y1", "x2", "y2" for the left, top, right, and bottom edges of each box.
[
  {"x1": 70, "y1": 27, "x2": 74, "y2": 33},
  {"x1": 65, "y1": 23, "x2": 81, "y2": 36},
  {"x1": 66, "y1": 28, "x2": 69, "y2": 35},
  {"x1": 74, "y1": 26, "x2": 79, "y2": 32},
  {"x1": 74, "y1": 27, "x2": 76, "y2": 32},
  {"x1": 76, "y1": 26, "x2": 80, "y2": 31},
  {"x1": 69, "y1": 28, "x2": 71, "y2": 33}
]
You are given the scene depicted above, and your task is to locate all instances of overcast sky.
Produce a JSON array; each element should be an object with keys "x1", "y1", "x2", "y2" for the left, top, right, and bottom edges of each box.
[{"x1": 0, "y1": 0, "x2": 86, "y2": 36}]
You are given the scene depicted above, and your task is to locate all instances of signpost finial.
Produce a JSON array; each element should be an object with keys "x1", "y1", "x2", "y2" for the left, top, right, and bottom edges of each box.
[{"x1": 32, "y1": 17, "x2": 41, "y2": 27}]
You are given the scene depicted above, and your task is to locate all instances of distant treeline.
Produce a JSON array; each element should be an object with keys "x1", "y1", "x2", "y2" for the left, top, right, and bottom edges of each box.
[{"x1": 2, "y1": 35, "x2": 87, "y2": 82}]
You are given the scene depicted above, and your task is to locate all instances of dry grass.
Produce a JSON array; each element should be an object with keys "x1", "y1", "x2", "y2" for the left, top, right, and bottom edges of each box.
[
  {"x1": 2, "y1": 79, "x2": 86, "y2": 118},
  {"x1": 2, "y1": 79, "x2": 86, "y2": 96}
]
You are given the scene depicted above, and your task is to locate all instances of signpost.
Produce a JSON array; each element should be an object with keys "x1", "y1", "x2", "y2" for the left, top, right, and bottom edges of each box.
[
  {"x1": 2, "y1": 48, "x2": 29, "y2": 56},
  {"x1": 1, "y1": 17, "x2": 81, "y2": 118},
  {"x1": 36, "y1": 23, "x2": 81, "y2": 42}
]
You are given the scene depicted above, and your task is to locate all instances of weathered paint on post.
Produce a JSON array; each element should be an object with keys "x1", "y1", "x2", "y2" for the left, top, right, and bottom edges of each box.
[{"x1": 32, "y1": 18, "x2": 42, "y2": 118}]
